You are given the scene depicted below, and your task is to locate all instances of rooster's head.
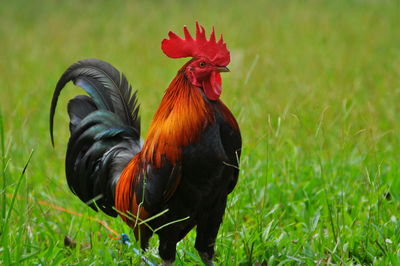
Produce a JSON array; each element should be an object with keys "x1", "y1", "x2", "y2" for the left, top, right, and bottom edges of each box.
[{"x1": 161, "y1": 22, "x2": 230, "y2": 101}]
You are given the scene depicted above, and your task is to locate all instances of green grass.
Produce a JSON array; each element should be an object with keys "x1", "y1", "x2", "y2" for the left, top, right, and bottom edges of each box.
[{"x1": 1, "y1": 0, "x2": 400, "y2": 264}]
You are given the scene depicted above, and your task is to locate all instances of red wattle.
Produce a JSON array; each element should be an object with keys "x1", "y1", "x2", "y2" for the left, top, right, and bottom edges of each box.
[{"x1": 203, "y1": 72, "x2": 222, "y2": 101}]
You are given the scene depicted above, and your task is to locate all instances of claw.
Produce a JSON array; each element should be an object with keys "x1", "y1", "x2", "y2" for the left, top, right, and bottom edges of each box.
[
  {"x1": 160, "y1": 260, "x2": 174, "y2": 266},
  {"x1": 198, "y1": 251, "x2": 215, "y2": 266}
]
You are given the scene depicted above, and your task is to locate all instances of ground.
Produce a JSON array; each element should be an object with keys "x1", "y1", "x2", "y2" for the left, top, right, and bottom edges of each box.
[{"x1": 0, "y1": 0, "x2": 399, "y2": 264}]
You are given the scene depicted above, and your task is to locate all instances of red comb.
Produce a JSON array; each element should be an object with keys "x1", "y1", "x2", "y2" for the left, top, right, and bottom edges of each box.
[{"x1": 161, "y1": 22, "x2": 230, "y2": 66}]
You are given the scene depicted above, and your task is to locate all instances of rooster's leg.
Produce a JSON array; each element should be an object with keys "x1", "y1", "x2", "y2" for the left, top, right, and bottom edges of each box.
[
  {"x1": 158, "y1": 235, "x2": 178, "y2": 264},
  {"x1": 157, "y1": 218, "x2": 196, "y2": 264},
  {"x1": 195, "y1": 194, "x2": 227, "y2": 265},
  {"x1": 139, "y1": 227, "x2": 152, "y2": 250}
]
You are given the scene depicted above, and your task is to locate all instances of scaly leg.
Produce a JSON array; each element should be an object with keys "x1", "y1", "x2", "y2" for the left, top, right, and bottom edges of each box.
[{"x1": 195, "y1": 195, "x2": 227, "y2": 265}]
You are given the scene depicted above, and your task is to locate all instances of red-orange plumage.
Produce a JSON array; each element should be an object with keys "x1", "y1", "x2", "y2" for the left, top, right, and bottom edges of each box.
[
  {"x1": 116, "y1": 157, "x2": 141, "y2": 218},
  {"x1": 142, "y1": 62, "x2": 214, "y2": 167},
  {"x1": 115, "y1": 155, "x2": 148, "y2": 239}
]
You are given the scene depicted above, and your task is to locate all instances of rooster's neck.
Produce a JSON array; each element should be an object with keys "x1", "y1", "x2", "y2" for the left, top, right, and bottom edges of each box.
[{"x1": 141, "y1": 68, "x2": 214, "y2": 167}]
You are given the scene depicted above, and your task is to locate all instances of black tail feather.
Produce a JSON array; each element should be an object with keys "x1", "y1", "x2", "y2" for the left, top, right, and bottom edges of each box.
[
  {"x1": 50, "y1": 58, "x2": 140, "y2": 146},
  {"x1": 67, "y1": 95, "x2": 97, "y2": 132},
  {"x1": 50, "y1": 59, "x2": 141, "y2": 217}
]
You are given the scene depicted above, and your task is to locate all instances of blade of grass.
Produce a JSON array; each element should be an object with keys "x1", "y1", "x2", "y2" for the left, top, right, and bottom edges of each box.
[
  {"x1": 1, "y1": 150, "x2": 34, "y2": 246},
  {"x1": 0, "y1": 111, "x2": 6, "y2": 223}
]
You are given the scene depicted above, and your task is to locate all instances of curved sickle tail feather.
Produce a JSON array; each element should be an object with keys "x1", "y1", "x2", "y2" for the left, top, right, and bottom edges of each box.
[{"x1": 50, "y1": 59, "x2": 141, "y2": 217}]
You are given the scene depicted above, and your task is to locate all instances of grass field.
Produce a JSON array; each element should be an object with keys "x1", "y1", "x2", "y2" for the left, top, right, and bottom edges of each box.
[{"x1": 1, "y1": 0, "x2": 400, "y2": 264}]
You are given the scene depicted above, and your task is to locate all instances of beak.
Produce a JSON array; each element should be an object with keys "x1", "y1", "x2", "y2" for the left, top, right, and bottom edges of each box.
[{"x1": 215, "y1": 66, "x2": 230, "y2": 73}]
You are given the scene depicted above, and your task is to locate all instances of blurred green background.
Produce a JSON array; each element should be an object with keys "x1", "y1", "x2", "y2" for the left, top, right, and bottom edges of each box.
[{"x1": 1, "y1": 0, "x2": 399, "y2": 264}]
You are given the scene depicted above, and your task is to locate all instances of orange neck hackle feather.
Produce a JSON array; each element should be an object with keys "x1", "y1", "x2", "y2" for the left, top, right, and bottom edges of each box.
[
  {"x1": 115, "y1": 61, "x2": 214, "y2": 234},
  {"x1": 142, "y1": 61, "x2": 214, "y2": 167}
]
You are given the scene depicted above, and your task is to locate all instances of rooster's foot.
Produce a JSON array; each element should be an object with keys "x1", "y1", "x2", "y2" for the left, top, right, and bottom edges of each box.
[
  {"x1": 160, "y1": 259, "x2": 174, "y2": 266},
  {"x1": 198, "y1": 251, "x2": 215, "y2": 266}
]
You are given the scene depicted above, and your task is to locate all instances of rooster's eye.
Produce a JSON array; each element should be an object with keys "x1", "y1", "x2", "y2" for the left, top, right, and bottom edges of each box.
[{"x1": 199, "y1": 62, "x2": 206, "y2": 67}]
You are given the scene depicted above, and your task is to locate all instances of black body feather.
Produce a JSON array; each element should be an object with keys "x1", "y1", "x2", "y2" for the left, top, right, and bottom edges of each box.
[{"x1": 49, "y1": 59, "x2": 141, "y2": 216}]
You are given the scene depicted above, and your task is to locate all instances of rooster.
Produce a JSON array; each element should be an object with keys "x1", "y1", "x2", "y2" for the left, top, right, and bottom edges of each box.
[{"x1": 49, "y1": 22, "x2": 241, "y2": 265}]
